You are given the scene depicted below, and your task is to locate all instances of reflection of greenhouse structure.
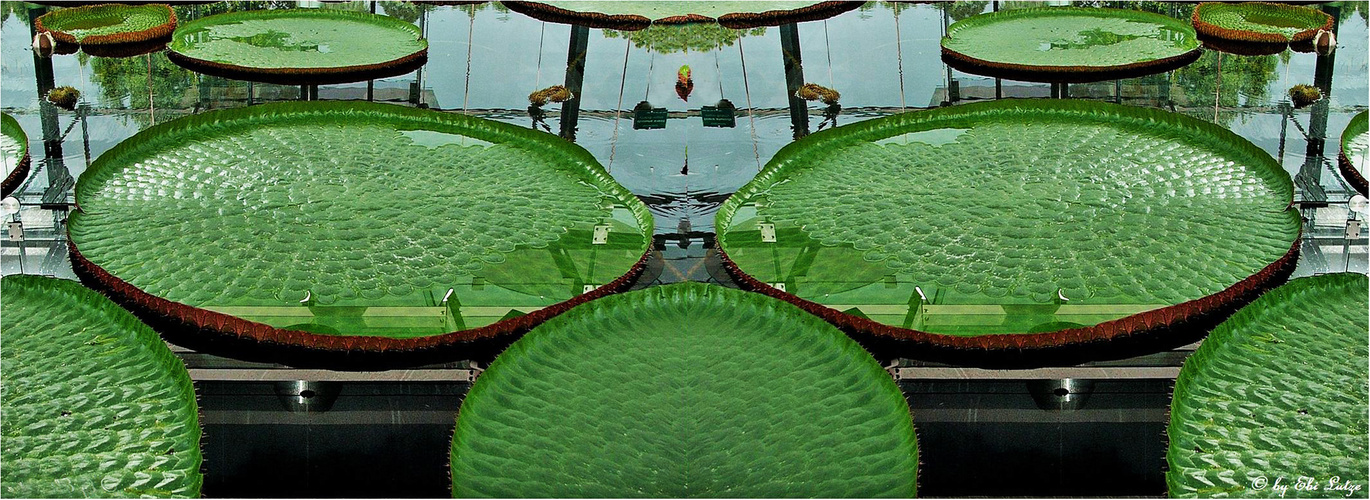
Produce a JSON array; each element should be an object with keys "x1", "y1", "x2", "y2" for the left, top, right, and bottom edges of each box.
[{"x1": 1, "y1": 1, "x2": 1367, "y2": 497}]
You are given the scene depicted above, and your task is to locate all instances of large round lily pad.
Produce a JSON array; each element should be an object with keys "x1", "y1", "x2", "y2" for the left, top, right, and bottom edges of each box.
[
  {"x1": 716, "y1": 99, "x2": 1300, "y2": 365},
  {"x1": 1167, "y1": 273, "x2": 1368, "y2": 498},
  {"x1": 502, "y1": 1, "x2": 862, "y2": 30},
  {"x1": 1192, "y1": 2, "x2": 1333, "y2": 48},
  {"x1": 2, "y1": 112, "x2": 30, "y2": 198},
  {"x1": 941, "y1": 7, "x2": 1201, "y2": 83},
  {"x1": 450, "y1": 283, "x2": 918, "y2": 497},
  {"x1": 1340, "y1": 111, "x2": 1367, "y2": 196},
  {"x1": 68, "y1": 101, "x2": 653, "y2": 368},
  {"x1": 1, "y1": 275, "x2": 202, "y2": 498},
  {"x1": 167, "y1": 9, "x2": 428, "y2": 85},
  {"x1": 35, "y1": 3, "x2": 176, "y2": 47}
]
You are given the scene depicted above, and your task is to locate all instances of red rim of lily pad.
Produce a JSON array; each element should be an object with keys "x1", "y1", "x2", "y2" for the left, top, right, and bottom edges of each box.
[
  {"x1": 500, "y1": 1, "x2": 864, "y2": 31},
  {"x1": 716, "y1": 241, "x2": 1299, "y2": 368},
  {"x1": 166, "y1": 9, "x2": 429, "y2": 85},
  {"x1": 65, "y1": 102, "x2": 655, "y2": 370},
  {"x1": 34, "y1": 3, "x2": 177, "y2": 47},
  {"x1": 1191, "y1": 2, "x2": 1333, "y2": 45},
  {"x1": 713, "y1": 100, "x2": 1303, "y2": 368},
  {"x1": 71, "y1": 241, "x2": 653, "y2": 369},
  {"x1": 1, "y1": 114, "x2": 29, "y2": 199},
  {"x1": 1, "y1": 154, "x2": 28, "y2": 199},
  {"x1": 940, "y1": 8, "x2": 1203, "y2": 84}
]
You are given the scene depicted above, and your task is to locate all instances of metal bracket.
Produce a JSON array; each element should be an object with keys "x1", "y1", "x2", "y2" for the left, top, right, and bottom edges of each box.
[
  {"x1": 6, "y1": 221, "x2": 21, "y2": 242},
  {"x1": 1347, "y1": 219, "x2": 1362, "y2": 240},
  {"x1": 771, "y1": 282, "x2": 786, "y2": 292},
  {"x1": 592, "y1": 225, "x2": 610, "y2": 245},
  {"x1": 760, "y1": 223, "x2": 776, "y2": 243},
  {"x1": 582, "y1": 284, "x2": 597, "y2": 294}
]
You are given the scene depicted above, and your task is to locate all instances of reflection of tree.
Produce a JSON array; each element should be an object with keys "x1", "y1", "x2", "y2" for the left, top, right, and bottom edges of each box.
[
  {"x1": 379, "y1": 1, "x2": 433, "y2": 23},
  {"x1": 86, "y1": 52, "x2": 197, "y2": 125},
  {"x1": 1174, "y1": 50, "x2": 1279, "y2": 126},
  {"x1": 603, "y1": 24, "x2": 766, "y2": 54},
  {"x1": 2, "y1": 2, "x2": 30, "y2": 24},
  {"x1": 935, "y1": 1, "x2": 990, "y2": 22}
]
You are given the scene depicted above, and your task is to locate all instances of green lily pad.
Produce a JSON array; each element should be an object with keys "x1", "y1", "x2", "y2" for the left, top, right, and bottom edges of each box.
[
  {"x1": 1, "y1": 275, "x2": 202, "y2": 498},
  {"x1": 503, "y1": 1, "x2": 862, "y2": 30},
  {"x1": 717, "y1": 100, "x2": 1299, "y2": 343},
  {"x1": 450, "y1": 283, "x2": 918, "y2": 497},
  {"x1": 1167, "y1": 273, "x2": 1369, "y2": 498},
  {"x1": 1192, "y1": 2, "x2": 1333, "y2": 44},
  {"x1": 167, "y1": 9, "x2": 427, "y2": 85},
  {"x1": 2, "y1": 112, "x2": 30, "y2": 198},
  {"x1": 1340, "y1": 111, "x2": 1368, "y2": 196},
  {"x1": 68, "y1": 101, "x2": 651, "y2": 358},
  {"x1": 941, "y1": 7, "x2": 1200, "y2": 83},
  {"x1": 34, "y1": 3, "x2": 176, "y2": 46}
]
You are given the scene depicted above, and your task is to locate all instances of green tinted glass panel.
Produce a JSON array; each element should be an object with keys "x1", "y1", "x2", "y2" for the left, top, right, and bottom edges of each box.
[
  {"x1": 69, "y1": 102, "x2": 651, "y2": 339},
  {"x1": 38, "y1": 4, "x2": 172, "y2": 43},
  {"x1": 2, "y1": 113, "x2": 26, "y2": 181},
  {"x1": 718, "y1": 100, "x2": 1298, "y2": 336},
  {"x1": 1, "y1": 275, "x2": 202, "y2": 498},
  {"x1": 450, "y1": 283, "x2": 918, "y2": 497},
  {"x1": 169, "y1": 9, "x2": 425, "y2": 69},
  {"x1": 942, "y1": 8, "x2": 1198, "y2": 68},
  {"x1": 1167, "y1": 273, "x2": 1369, "y2": 498}
]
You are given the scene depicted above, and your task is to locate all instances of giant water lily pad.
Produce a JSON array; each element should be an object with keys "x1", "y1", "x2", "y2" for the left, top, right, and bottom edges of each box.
[
  {"x1": 450, "y1": 283, "x2": 918, "y2": 497},
  {"x1": 941, "y1": 7, "x2": 1201, "y2": 83},
  {"x1": 167, "y1": 9, "x2": 427, "y2": 85},
  {"x1": 1167, "y1": 273, "x2": 1368, "y2": 498},
  {"x1": 717, "y1": 99, "x2": 1300, "y2": 365},
  {"x1": 35, "y1": 3, "x2": 176, "y2": 47},
  {"x1": 1340, "y1": 111, "x2": 1368, "y2": 196},
  {"x1": 1192, "y1": 2, "x2": 1333, "y2": 48},
  {"x1": 502, "y1": 1, "x2": 862, "y2": 30},
  {"x1": 68, "y1": 101, "x2": 652, "y2": 367},
  {"x1": 1, "y1": 275, "x2": 202, "y2": 498},
  {"x1": 2, "y1": 112, "x2": 29, "y2": 198}
]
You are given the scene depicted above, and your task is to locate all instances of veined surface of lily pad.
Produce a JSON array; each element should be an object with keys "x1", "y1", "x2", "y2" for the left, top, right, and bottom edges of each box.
[
  {"x1": 1167, "y1": 273, "x2": 1368, "y2": 498},
  {"x1": 0, "y1": 275, "x2": 202, "y2": 498},
  {"x1": 1340, "y1": 111, "x2": 1368, "y2": 196},
  {"x1": 1192, "y1": 2, "x2": 1334, "y2": 44},
  {"x1": 68, "y1": 101, "x2": 652, "y2": 363},
  {"x1": 2, "y1": 112, "x2": 30, "y2": 198},
  {"x1": 450, "y1": 283, "x2": 918, "y2": 497},
  {"x1": 35, "y1": 3, "x2": 176, "y2": 46},
  {"x1": 941, "y1": 7, "x2": 1200, "y2": 83},
  {"x1": 167, "y1": 9, "x2": 427, "y2": 84},
  {"x1": 717, "y1": 100, "x2": 1299, "y2": 357}
]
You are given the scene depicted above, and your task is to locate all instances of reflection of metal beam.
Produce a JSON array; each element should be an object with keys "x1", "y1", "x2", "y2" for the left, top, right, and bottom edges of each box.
[
  {"x1": 780, "y1": 23, "x2": 808, "y2": 139},
  {"x1": 560, "y1": 25, "x2": 590, "y2": 141},
  {"x1": 1297, "y1": 6, "x2": 1340, "y2": 203}
]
